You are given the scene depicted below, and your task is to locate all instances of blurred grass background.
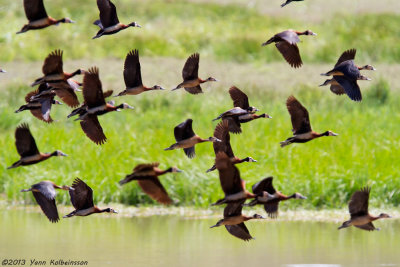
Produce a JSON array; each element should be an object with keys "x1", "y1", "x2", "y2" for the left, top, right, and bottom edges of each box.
[{"x1": 0, "y1": 0, "x2": 399, "y2": 210}]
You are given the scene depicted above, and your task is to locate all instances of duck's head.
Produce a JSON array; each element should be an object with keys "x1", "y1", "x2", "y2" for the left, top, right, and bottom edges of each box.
[
  {"x1": 360, "y1": 65, "x2": 376, "y2": 71},
  {"x1": 206, "y1": 77, "x2": 218, "y2": 82},
  {"x1": 53, "y1": 150, "x2": 67, "y2": 157},
  {"x1": 61, "y1": 185, "x2": 74, "y2": 191},
  {"x1": 105, "y1": 208, "x2": 118, "y2": 214},
  {"x1": 151, "y1": 85, "x2": 165, "y2": 90},
  {"x1": 252, "y1": 214, "x2": 265, "y2": 219},
  {"x1": 128, "y1": 22, "x2": 141, "y2": 28},
  {"x1": 244, "y1": 157, "x2": 257, "y2": 162},
  {"x1": 304, "y1": 30, "x2": 317, "y2": 36},
  {"x1": 168, "y1": 167, "x2": 183, "y2": 173},
  {"x1": 359, "y1": 75, "x2": 371, "y2": 81},
  {"x1": 319, "y1": 79, "x2": 334, "y2": 87},
  {"x1": 208, "y1": 137, "x2": 222, "y2": 142},
  {"x1": 61, "y1": 18, "x2": 75, "y2": 24},
  {"x1": 378, "y1": 213, "x2": 392, "y2": 219},
  {"x1": 322, "y1": 130, "x2": 338, "y2": 137},
  {"x1": 259, "y1": 113, "x2": 272, "y2": 119},
  {"x1": 293, "y1": 192, "x2": 307, "y2": 199},
  {"x1": 117, "y1": 103, "x2": 134, "y2": 110},
  {"x1": 247, "y1": 106, "x2": 259, "y2": 113}
]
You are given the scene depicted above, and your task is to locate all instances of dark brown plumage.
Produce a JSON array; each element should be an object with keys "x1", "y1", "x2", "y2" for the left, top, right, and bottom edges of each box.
[
  {"x1": 17, "y1": 0, "x2": 74, "y2": 34},
  {"x1": 320, "y1": 49, "x2": 375, "y2": 102},
  {"x1": 93, "y1": 0, "x2": 140, "y2": 39},
  {"x1": 64, "y1": 178, "x2": 117, "y2": 218},
  {"x1": 116, "y1": 49, "x2": 164, "y2": 96},
  {"x1": 21, "y1": 181, "x2": 72, "y2": 223},
  {"x1": 164, "y1": 119, "x2": 220, "y2": 158},
  {"x1": 246, "y1": 177, "x2": 306, "y2": 218},
  {"x1": 262, "y1": 30, "x2": 316, "y2": 68},
  {"x1": 8, "y1": 123, "x2": 67, "y2": 169},
  {"x1": 280, "y1": 96, "x2": 338, "y2": 147},
  {"x1": 212, "y1": 152, "x2": 257, "y2": 205},
  {"x1": 338, "y1": 187, "x2": 391, "y2": 231},
  {"x1": 15, "y1": 84, "x2": 61, "y2": 123},
  {"x1": 77, "y1": 67, "x2": 133, "y2": 145},
  {"x1": 210, "y1": 200, "x2": 263, "y2": 241},
  {"x1": 119, "y1": 163, "x2": 182, "y2": 205},
  {"x1": 207, "y1": 120, "x2": 256, "y2": 172},
  {"x1": 172, "y1": 53, "x2": 217, "y2": 94}
]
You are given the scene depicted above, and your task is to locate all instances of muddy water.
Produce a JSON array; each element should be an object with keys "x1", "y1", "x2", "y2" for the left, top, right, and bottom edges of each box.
[{"x1": 0, "y1": 209, "x2": 399, "y2": 267}]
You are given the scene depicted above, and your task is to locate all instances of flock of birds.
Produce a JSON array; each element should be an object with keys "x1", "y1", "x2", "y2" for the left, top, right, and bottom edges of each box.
[{"x1": 3, "y1": 0, "x2": 393, "y2": 241}]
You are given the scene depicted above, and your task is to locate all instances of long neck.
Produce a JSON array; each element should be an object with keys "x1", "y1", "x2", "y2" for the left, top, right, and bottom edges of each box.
[
  {"x1": 155, "y1": 168, "x2": 172, "y2": 176},
  {"x1": 199, "y1": 137, "x2": 211, "y2": 143},
  {"x1": 319, "y1": 131, "x2": 331, "y2": 137},
  {"x1": 199, "y1": 78, "x2": 208, "y2": 84},
  {"x1": 295, "y1": 30, "x2": 309, "y2": 35},
  {"x1": 97, "y1": 207, "x2": 111, "y2": 213},
  {"x1": 65, "y1": 69, "x2": 82, "y2": 79},
  {"x1": 55, "y1": 18, "x2": 67, "y2": 24}
]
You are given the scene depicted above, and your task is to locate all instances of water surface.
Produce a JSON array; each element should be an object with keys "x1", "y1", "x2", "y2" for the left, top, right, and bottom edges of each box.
[{"x1": 0, "y1": 210, "x2": 399, "y2": 267}]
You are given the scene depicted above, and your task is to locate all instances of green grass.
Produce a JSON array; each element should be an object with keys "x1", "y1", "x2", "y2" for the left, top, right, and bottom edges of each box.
[
  {"x1": 1, "y1": 62, "x2": 399, "y2": 209},
  {"x1": 1, "y1": 0, "x2": 400, "y2": 64},
  {"x1": 0, "y1": 0, "x2": 399, "y2": 210}
]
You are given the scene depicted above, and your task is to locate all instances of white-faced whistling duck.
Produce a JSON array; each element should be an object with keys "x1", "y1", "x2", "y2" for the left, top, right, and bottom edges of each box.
[
  {"x1": 212, "y1": 152, "x2": 259, "y2": 206},
  {"x1": 31, "y1": 50, "x2": 84, "y2": 107},
  {"x1": 262, "y1": 29, "x2": 316, "y2": 68},
  {"x1": 15, "y1": 84, "x2": 62, "y2": 123},
  {"x1": 320, "y1": 49, "x2": 375, "y2": 102},
  {"x1": 246, "y1": 177, "x2": 306, "y2": 218},
  {"x1": 207, "y1": 120, "x2": 256, "y2": 172},
  {"x1": 93, "y1": 0, "x2": 141, "y2": 39},
  {"x1": 280, "y1": 96, "x2": 338, "y2": 147},
  {"x1": 119, "y1": 163, "x2": 182, "y2": 205},
  {"x1": 210, "y1": 200, "x2": 264, "y2": 241},
  {"x1": 21, "y1": 181, "x2": 72, "y2": 223},
  {"x1": 115, "y1": 49, "x2": 165, "y2": 96},
  {"x1": 17, "y1": 0, "x2": 75, "y2": 34},
  {"x1": 281, "y1": 0, "x2": 304, "y2": 7},
  {"x1": 8, "y1": 123, "x2": 67, "y2": 169},
  {"x1": 67, "y1": 90, "x2": 113, "y2": 119},
  {"x1": 77, "y1": 67, "x2": 133, "y2": 145},
  {"x1": 338, "y1": 187, "x2": 391, "y2": 231},
  {"x1": 164, "y1": 118, "x2": 221, "y2": 158},
  {"x1": 0, "y1": 68, "x2": 6, "y2": 73},
  {"x1": 212, "y1": 108, "x2": 249, "y2": 134},
  {"x1": 172, "y1": 53, "x2": 217, "y2": 94},
  {"x1": 64, "y1": 178, "x2": 118, "y2": 218}
]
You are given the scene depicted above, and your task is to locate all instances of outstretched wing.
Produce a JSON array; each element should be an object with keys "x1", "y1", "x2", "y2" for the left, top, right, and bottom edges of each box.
[
  {"x1": 174, "y1": 119, "x2": 195, "y2": 142},
  {"x1": 69, "y1": 178, "x2": 94, "y2": 210},
  {"x1": 15, "y1": 123, "x2": 40, "y2": 157},
  {"x1": 82, "y1": 67, "x2": 106, "y2": 108},
  {"x1": 42, "y1": 50, "x2": 63, "y2": 76},
  {"x1": 335, "y1": 49, "x2": 356, "y2": 67},
  {"x1": 275, "y1": 42, "x2": 302, "y2": 68},
  {"x1": 225, "y1": 223, "x2": 253, "y2": 241},
  {"x1": 286, "y1": 95, "x2": 312, "y2": 134},
  {"x1": 349, "y1": 187, "x2": 370, "y2": 218},
  {"x1": 80, "y1": 115, "x2": 107, "y2": 145},
  {"x1": 137, "y1": 178, "x2": 172, "y2": 205},
  {"x1": 24, "y1": 0, "x2": 48, "y2": 22},
  {"x1": 123, "y1": 49, "x2": 142, "y2": 88},
  {"x1": 97, "y1": 0, "x2": 120, "y2": 28},
  {"x1": 182, "y1": 53, "x2": 199, "y2": 80},
  {"x1": 252, "y1": 177, "x2": 276, "y2": 195},
  {"x1": 32, "y1": 191, "x2": 59, "y2": 223},
  {"x1": 229, "y1": 86, "x2": 250, "y2": 110},
  {"x1": 213, "y1": 120, "x2": 234, "y2": 157}
]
